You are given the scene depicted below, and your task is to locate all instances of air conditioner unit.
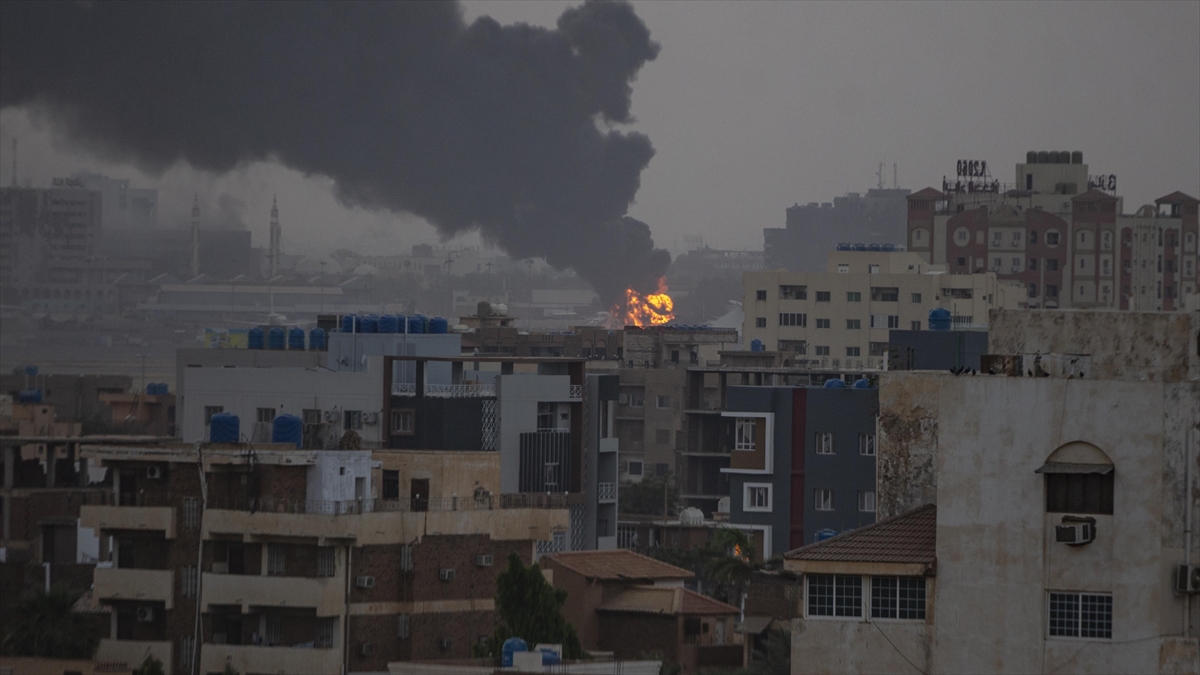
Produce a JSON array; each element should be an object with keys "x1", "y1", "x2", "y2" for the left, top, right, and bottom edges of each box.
[
  {"x1": 1177, "y1": 565, "x2": 1200, "y2": 593},
  {"x1": 363, "y1": 412, "x2": 379, "y2": 425},
  {"x1": 1054, "y1": 518, "x2": 1095, "y2": 546},
  {"x1": 356, "y1": 575, "x2": 376, "y2": 588},
  {"x1": 136, "y1": 607, "x2": 155, "y2": 622},
  {"x1": 439, "y1": 637, "x2": 453, "y2": 651},
  {"x1": 475, "y1": 554, "x2": 494, "y2": 567},
  {"x1": 359, "y1": 643, "x2": 374, "y2": 657},
  {"x1": 324, "y1": 410, "x2": 340, "y2": 424},
  {"x1": 439, "y1": 568, "x2": 456, "y2": 581},
  {"x1": 146, "y1": 466, "x2": 164, "y2": 480}
]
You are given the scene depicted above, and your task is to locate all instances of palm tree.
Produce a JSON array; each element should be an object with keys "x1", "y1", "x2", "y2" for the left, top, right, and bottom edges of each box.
[
  {"x1": 0, "y1": 588, "x2": 99, "y2": 658},
  {"x1": 703, "y1": 528, "x2": 759, "y2": 620}
]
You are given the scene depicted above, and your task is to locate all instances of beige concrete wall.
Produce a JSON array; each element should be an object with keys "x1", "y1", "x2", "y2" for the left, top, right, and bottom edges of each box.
[
  {"x1": 200, "y1": 643, "x2": 342, "y2": 675},
  {"x1": 81, "y1": 504, "x2": 176, "y2": 539},
  {"x1": 791, "y1": 618, "x2": 929, "y2": 674},
  {"x1": 95, "y1": 639, "x2": 172, "y2": 672},
  {"x1": 202, "y1": 571, "x2": 344, "y2": 616},
  {"x1": 372, "y1": 450, "x2": 500, "y2": 502},
  {"x1": 94, "y1": 567, "x2": 173, "y2": 609}
]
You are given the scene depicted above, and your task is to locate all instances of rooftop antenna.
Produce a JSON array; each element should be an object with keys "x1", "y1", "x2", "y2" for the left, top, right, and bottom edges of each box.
[
  {"x1": 876, "y1": 162, "x2": 884, "y2": 190},
  {"x1": 10, "y1": 138, "x2": 16, "y2": 187},
  {"x1": 893, "y1": 163, "x2": 897, "y2": 190}
]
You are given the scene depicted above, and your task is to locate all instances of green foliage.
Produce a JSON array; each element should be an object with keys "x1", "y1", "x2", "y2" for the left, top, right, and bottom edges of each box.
[
  {"x1": 222, "y1": 663, "x2": 240, "y2": 675},
  {"x1": 734, "y1": 626, "x2": 791, "y2": 675},
  {"x1": 0, "y1": 588, "x2": 99, "y2": 658},
  {"x1": 134, "y1": 654, "x2": 165, "y2": 675},
  {"x1": 619, "y1": 472, "x2": 680, "y2": 517},
  {"x1": 482, "y1": 553, "x2": 583, "y2": 660}
]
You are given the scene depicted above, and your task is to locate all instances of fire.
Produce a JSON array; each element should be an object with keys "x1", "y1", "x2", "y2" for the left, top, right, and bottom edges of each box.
[{"x1": 614, "y1": 277, "x2": 675, "y2": 327}]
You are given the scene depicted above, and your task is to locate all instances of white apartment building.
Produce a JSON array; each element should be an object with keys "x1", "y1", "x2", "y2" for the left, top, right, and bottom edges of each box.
[{"x1": 742, "y1": 250, "x2": 1021, "y2": 370}]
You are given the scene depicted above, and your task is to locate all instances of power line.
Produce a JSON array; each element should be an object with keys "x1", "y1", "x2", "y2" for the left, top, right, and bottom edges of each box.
[{"x1": 870, "y1": 619, "x2": 928, "y2": 675}]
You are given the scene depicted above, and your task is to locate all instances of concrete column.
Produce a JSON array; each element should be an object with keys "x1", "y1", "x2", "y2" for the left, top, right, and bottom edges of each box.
[{"x1": 3, "y1": 442, "x2": 15, "y2": 554}]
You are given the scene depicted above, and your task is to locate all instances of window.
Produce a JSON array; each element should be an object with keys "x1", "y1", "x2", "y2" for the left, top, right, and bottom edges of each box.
[
  {"x1": 956, "y1": 257, "x2": 966, "y2": 267},
  {"x1": 1047, "y1": 258, "x2": 1059, "y2": 272},
  {"x1": 992, "y1": 257, "x2": 1001, "y2": 269},
  {"x1": 628, "y1": 461, "x2": 644, "y2": 476},
  {"x1": 807, "y1": 574, "x2": 862, "y2": 617},
  {"x1": 1012, "y1": 257, "x2": 1021, "y2": 270},
  {"x1": 256, "y1": 407, "x2": 276, "y2": 424},
  {"x1": 183, "y1": 497, "x2": 199, "y2": 529},
  {"x1": 180, "y1": 636, "x2": 194, "y2": 672},
  {"x1": 317, "y1": 547, "x2": 335, "y2": 577},
  {"x1": 1028, "y1": 283, "x2": 1039, "y2": 298},
  {"x1": 858, "y1": 491, "x2": 876, "y2": 512},
  {"x1": 343, "y1": 410, "x2": 363, "y2": 430},
  {"x1": 870, "y1": 287, "x2": 899, "y2": 302},
  {"x1": 814, "y1": 489, "x2": 834, "y2": 511},
  {"x1": 735, "y1": 418, "x2": 757, "y2": 451},
  {"x1": 954, "y1": 228, "x2": 969, "y2": 244},
  {"x1": 204, "y1": 406, "x2": 224, "y2": 425},
  {"x1": 1030, "y1": 230, "x2": 1038, "y2": 245},
  {"x1": 744, "y1": 484, "x2": 772, "y2": 512},
  {"x1": 391, "y1": 409, "x2": 414, "y2": 435},
  {"x1": 816, "y1": 291, "x2": 831, "y2": 302},
  {"x1": 315, "y1": 618, "x2": 337, "y2": 648},
  {"x1": 1045, "y1": 472, "x2": 1113, "y2": 514},
  {"x1": 628, "y1": 392, "x2": 644, "y2": 408},
  {"x1": 755, "y1": 317, "x2": 767, "y2": 328},
  {"x1": 846, "y1": 319, "x2": 861, "y2": 330},
  {"x1": 267, "y1": 544, "x2": 286, "y2": 575},
  {"x1": 837, "y1": 264, "x2": 850, "y2": 274},
  {"x1": 1049, "y1": 592, "x2": 1112, "y2": 639},
  {"x1": 910, "y1": 293, "x2": 922, "y2": 303},
  {"x1": 869, "y1": 342, "x2": 888, "y2": 356},
  {"x1": 1047, "y1": 284, "x2": 1059, "y2": 298},
  {"x1": 945, "y1": 288, "x2": 973, "y2": 299},
  {"x1": 778, "y1": 340, "x2": 807, "y2": 354},
  {"x1": 181, "y1": 565, "x2": 198, "y2": 598},
  {"x1": 992, "y1": 231, "x2": 1002, "y2": 246},
  {"x1": 302, "y1": 408, "x2": 321, "y2": 425},
  {"x1": 871, "y1": 577, "x2": 925, "y2": 619},
  {"x1": 816, "y1": 319, "x2": 831, "y2": 329},
  {"x1": 780, "y1": 285, "x2": 807, "y2": 299},
  {"x1": 537, "y1": 402, "x2": 556, "y2": 430},
  {"x1": 846, "y1": 292, "x2": 861, "y2": 302},
  {"x1": 1012, "y1": 231, "x2": 1021, "y2": 244},
  {"x1": 756, "y1": 289, "x2": 767, "y2": 301},
  {"x1": 859, "y1": 433, "x2": 875, "y2": 456},
  {"x1": 779, "y1": 312, "x2": 807, "y2": 327},
  {"x1": 816, "y1": 432, "x2": 834, "y2": 455},
  {"x1": 910, "y1": 321, "x2": 921, "y2": 330},
  {"x1": 1046, "y1": 231, "x2": 1060, "y2": 246},
  {"x1": 382, "y1": 470, "x2": 400, "y2": 500},
  {"x1": 845, "y1": 347, "x2": 860, "y2": 357},
  {"x1": 868, "y1": 264, "x2": 880, "y2": 274},
  {"x1": 815, "y1": 346, "x2": 830, "y2": 356},
  {"x1": 656, "y1": 395, "x2": 671, "y2": 409},
  {"x1": 1029, "y1": 258, "x2": 1038, "y2": 271},
  {"x1": 870, "y1": 315, "x2": 899, "y2": 329}
]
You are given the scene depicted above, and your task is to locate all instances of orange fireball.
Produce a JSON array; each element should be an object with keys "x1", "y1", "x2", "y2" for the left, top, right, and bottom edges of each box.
[{"x1": 613, "y1": 277, "x2": 675, "y2": 327}]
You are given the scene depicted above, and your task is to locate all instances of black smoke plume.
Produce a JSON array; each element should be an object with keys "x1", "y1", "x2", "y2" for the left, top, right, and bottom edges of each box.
[{"x1": 0, "y1": 0, "x2": 670, "y2": 303}]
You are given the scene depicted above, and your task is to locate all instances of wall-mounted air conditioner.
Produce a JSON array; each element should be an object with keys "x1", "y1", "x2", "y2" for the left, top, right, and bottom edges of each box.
[
  {"x1": 1054, "y1": 516, "x2": 1095, "y2": 546},
  {"x1": 439, "y1": 637, "x2": 453, "y2": 651},
  {"x1": 136, "y1": 607, "x2": 155, "y2": 622},
  {"x1": 1177, "y1": 565, "x2": 1200, "y2": 593},
  {"x1": 363, "y1": 412, "x2": 379, "y2": 425},
  {"x1": 324, "y1": 410, "x2": 340, "y2": 424},
  {"x1": 475, "y1": 554, "x2": 494, "y2": 567},
  {"x1": 439, "y1": 568, "x2": 456, "y2": 581},
  {"x1": 359, "y1": 643, "x2": 374, "y2": 656},
  {"x1": 356, "y1": 575, "x2": 376, "y2": 588},
  {"x1": 146, "y1": 466, "x2": 164, "y2": 480}
]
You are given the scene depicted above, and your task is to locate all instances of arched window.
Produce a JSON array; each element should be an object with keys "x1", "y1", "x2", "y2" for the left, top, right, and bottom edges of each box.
[{"x1": 1037, "y1": 441, "x2": 1113, "y2": 515}]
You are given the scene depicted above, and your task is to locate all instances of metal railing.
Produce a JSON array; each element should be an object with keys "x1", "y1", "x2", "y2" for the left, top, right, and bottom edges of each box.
[
  {"x1": 391, "y1": 382, "x2": 496, "y2": 397},
  {"x1": 207, "y1": 492, "x2": 568, "y2": 515},
  {"x1": 568, "y1": 384, "x2": 583, "y2": 399},
  {"x1": 598, "y1": 482, "x2": 616, "y2": 501}
]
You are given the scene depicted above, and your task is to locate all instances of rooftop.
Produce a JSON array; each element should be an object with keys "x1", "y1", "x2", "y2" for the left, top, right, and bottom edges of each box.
[
  {"x1": 542, "y1": 549, "x2": 694, "y2": 581},
  {"x1": 596, "y1": 585, "x2": 739, "y2": 616},
  {"x1": 784, "y1": 504, "x2": 936, "y2": 565}
]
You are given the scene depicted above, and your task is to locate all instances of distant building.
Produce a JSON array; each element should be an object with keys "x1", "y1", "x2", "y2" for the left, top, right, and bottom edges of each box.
[
  {"x1": 0, "y1": 186, "x2": 103, "y2": 307},
  {"x1": 886, "y1": 328, "x2": 989, "y2": 372},
  {"x1": 764, "y1": 187, "x2": 911, "y2": 272},
  {"x1": 68, "y1": 171, "x2": 158, "y2": 230}
]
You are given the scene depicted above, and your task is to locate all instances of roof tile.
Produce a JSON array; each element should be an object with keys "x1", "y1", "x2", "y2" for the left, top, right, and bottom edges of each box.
[
  {"x1": 543, "y1": 549, "x2": 694, "y2": 581},
  {"x1": 596, "y1": 585, "x2": 739, "y2": 616},
  {"x1": 784, "y1": 504, "x2": 936, "y2": 564}
]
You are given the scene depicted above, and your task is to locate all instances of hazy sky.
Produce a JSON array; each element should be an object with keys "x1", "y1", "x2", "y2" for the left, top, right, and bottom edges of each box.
[{"x1": 1, "y1": 0, "x2": 1196, "y2": 259}]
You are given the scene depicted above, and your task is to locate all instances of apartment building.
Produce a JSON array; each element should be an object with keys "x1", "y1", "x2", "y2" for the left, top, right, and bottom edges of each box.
[
  {"x1": 906, "y1": 151, "x2": 1199, "y2": 311},
  {"x1": 742, "y1": 249, "x2": 1017, "y2": 372},
  {"x1": 0, "y1": 186, "x2": 103, "y2": 308},
  {"x1": 79, "y1": 442, "x2": 569, "y2": 674},
  {"x1": 785, "y1": 309, "x2": 1200, "y2": 674}
]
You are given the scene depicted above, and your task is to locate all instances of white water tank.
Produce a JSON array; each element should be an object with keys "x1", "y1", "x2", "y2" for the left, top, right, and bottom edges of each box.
[
  {"x1": 680, "y1": 507, "x2": 704, "y2": 526},
  {"x1": 717, "y1": 496, "x2": 731, "y2": 514}
]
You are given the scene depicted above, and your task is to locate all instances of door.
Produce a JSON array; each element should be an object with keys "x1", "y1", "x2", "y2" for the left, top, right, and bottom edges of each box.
[
  {"x1": 118, "y1": 469, "x2": 137, "y2": 506},
  {"x1": 410, "y1": 478, "x2": 429, "y2": 512},
  {"x1": 228, "y1": 542, "x2": 245, "y2": 575}
]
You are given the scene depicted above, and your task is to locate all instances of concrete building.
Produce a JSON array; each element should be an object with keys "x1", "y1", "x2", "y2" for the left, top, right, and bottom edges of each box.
[
  {"x1": 765, "y1": 187, "x2": 912, "y2": 273},
  {"x1": 742, "y1": 250, "x2": 1019, "y2": 372},
  {"x1": 785, "y1": 309, "x2": 1200, "y2": 674},
  {"x1": 0, "y1": 186, "x2": 102, "y2": 306},
  {"x1": 79, "y1": 442, "x2": 568, "y2": 674},
  {"x1": 68, "y1": 171, "x2": 158, "y2": 230},
  {"x1": 886, "y1": 328, "x2": 989, "y2": 372},
  {"x1": 906, "y1": 151, "x2": 1199, "y2": 311}
]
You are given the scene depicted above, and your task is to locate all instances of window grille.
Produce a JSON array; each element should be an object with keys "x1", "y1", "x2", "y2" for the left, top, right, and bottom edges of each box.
[
  {"x1": 317, "y1": 547, "x2": 335, "y2": 577},
  {"x1": 183, "y1": 497, "x2": 200, "y2": 529},
  {"x1": 267, "y1": 544, "x2": 286, "y2": 575},
  {"x1": 1049, "y1": 592, "x2": 1111, "y2": 639},
  {"x1": 316, "y1": 618, "x2": 336, "y2": 648},
  {"x1": 398, "y1": 614, "x2": 410, "y2": 639}
]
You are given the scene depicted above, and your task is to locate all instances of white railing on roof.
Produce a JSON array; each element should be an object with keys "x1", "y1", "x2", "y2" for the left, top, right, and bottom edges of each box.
[
  {"x1": 392, "y1": 382, "x2": 417, "y2": 395},
  {"x1": 569, "y1": 384, "x2": 583, "y2": 400},
  {"x1": 598, "y1": 482, "x2": 616, "y2": 501},
  {"x1": 391, "y1": 382, "x2": 496, "y2": 397}
]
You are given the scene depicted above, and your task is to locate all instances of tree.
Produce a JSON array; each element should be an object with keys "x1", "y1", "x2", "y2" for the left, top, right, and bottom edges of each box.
[
  {"x1": 481, "y1": 553, "x2": 583, "y2": 659},
  {"x1": 619, "y1": 472, "x2": 680, "y2": 517},
  {"x1": 134, "y1": 654, "x2": 165, "y2": 675},
  {"x1": 0, "y1": 588, "x2": 99, "y2": 658}
]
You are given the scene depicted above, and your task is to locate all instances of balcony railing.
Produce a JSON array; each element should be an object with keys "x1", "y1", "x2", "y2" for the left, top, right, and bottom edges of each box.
[
  {"x1": 598, "y1": 482, "x2": 616, "y2": 501},
  {"x1": 207, "y1": 492, "x2": 568, "y2": 515},
  {"x1": 569, "y1": 384, "x2": 583, "y2": 399},
  {"x1": 391, "y1": 382, "x2": 496, "y2": 397}
]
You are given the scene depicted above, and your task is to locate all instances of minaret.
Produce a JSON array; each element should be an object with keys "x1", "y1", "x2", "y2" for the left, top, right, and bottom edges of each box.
[
  {"x1": 268, "y1": 196, "x2": 281, "y2": 279},
  {"x1": 190, "y1": 196, "x2": 201, "y2": 278}
]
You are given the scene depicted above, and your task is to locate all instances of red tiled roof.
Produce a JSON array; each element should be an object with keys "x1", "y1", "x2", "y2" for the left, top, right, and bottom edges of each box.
[
  {"x1": 543, "y1": 549, "x2": 694, "y2": 581},
  {"x1": 1156, "y1": 191, "x2": 1200, "y2": 205},
  {"x1": 784, "y1": 504, "x2": 936, "y2": 563},
  {"x1": 1071, "y1": 189, "x2": 1118, "y2": 201},
  {"x1": 596, "y1": 585, "x2": 739, "y2": 616},
  {"x1": 908, "y1": 187, "x2": 945, "y2": 199}
]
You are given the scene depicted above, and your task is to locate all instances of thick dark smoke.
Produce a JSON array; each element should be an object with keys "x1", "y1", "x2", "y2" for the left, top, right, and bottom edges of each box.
[{"x1": 0, "y1": 0, "x2": 669, "y2": 302}]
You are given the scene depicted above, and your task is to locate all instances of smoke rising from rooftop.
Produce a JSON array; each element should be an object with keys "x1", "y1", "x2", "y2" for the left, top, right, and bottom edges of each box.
[{"x1": 0, "y1": 0, "x2": 669, "y2": 302}]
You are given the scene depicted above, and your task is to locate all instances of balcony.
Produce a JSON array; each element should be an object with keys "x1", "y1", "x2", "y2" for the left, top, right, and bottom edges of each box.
[
  {"x1": 202, "y1": 573, "x2": 343, "y2": 615},
  {"x1": 391, "y1": 382, "x2": 495, "y2": 397},
  {"x1": 201, "y1": 643, "x2": 342, "y2": 675},
  {"x1": 599, "y1": 438, "x2": 619, "y2": 454},
  {"x1": 81, "y1": 504, "x2": 176, "y2": 539},
  {"x1": 95, "y1": 639, "x2": 172, "y2": 671},
  {"x1": 94, "y1": 568, "x2": 174, "y2": 609},
  {"x1": 598, "y1": 482, "x2": 617, "y2": 502}
]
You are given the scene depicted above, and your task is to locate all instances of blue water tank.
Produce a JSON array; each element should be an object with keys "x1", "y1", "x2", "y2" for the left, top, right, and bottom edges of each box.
[
  {"x1": 248, "y1": 327, "x2": 265, "y2": 350},
  {"x1": 502, "y1": 638, "x2": 528, "y2": 667},
  {"x1": 395, "y1": 314, "x2": 408, "y2": 333},
  {"x1": 209, "y1": 413, "x2": 240, "y2": 443},
  {"x1": 539, "y1": 648, "x2": 562, "y2": 666},
  {"x1": 378, "y1": 315, "x2": 400, "y2": 334},
  {"x1": 824, "y1": 378, "x2": 847, "y2": 389},
  {"x1": 158, "y1": 383, "x2": 170, "y2": 395},
  {"x1": 408, "y1": 314, "x2": 426, "y2": 334},
  {"x1": 361, "y1": 315, "x2": 379, "y2": 333},
  {"x1": 17, "y1": 388, "x2": 43, "y2": 403},
  {"x1": 836, "y1": 242, "x2": 851, "y2": 251},
  {"x1": 815, "y1": 528, "x2": 838, "y2": 542},
  {"x1": 309, "y1": 327, "x2": 327, "y2": 351},
  {"x1": 287, "y1": 327, "x2": 306, "y2": 350},
  {"x1": 24, "y1": 365, "x2": 38, "y2": 377},
  {"x1": 340, "y1": 314, "x2": 356, "y2": 333},
  {"x1": 853, "y1": 243, "x2": 867, "y2": 251},
  {"x1": 882, "y1": 243, "x2": 896, "y2": 252},
  {"x1": 146, "y1": 382, "x2": 157, "y2": 395},
  {"x1": 428, "y1": 317, "x2": 448, "y2": 334},
  {"x1": 852, "y1": 378, "x2": 872, "y2": 389},
  {"x1": 750, "y1": 338, "x2": 763, "y2": 352},
  {"x1": 867, "y1": 243, "x2": 882, "y2": 251},
  {"x1": 267, "y1": 327, "x2": 286, "y2": 350},
  {"x1": 271, "y1": 414, "x2": 303, "y2": 448},
  {"x1": 928, "y1": 308, "x2": 952, "y2": 332}
]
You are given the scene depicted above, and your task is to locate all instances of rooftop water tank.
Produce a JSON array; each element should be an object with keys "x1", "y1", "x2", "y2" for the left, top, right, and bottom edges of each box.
[
  {"x1": 867, "y1": 243, "x2": 882, "y2": 251},
  {"x1": 1071, "y1": 150, "x2": 1083, "y2": 164},
  {"x1": 750, "y1": 339, "x2": 764, "y2": 352},
  {"x1": 157, "y1": 383, "x2": 170, "y2": 396},
  {"x1": 378, "y1": 315, "x2": 400, "y2": 334},
  {"x1": 408, "y1": 314, "x2": 426, "y2": 334},
  {"x1": 1026, "y1": 151, "x2": 1038, "y2": 163},
  {"x1": 815, "y1": 528, "x2": 838, "y2": 542},
  {"x1": 853, "y1": 243, "x2": 867, "y2": 251},
  {"x1": 928, "y1": 308, "x2": 952, "y2": 332},
  {"x1": 824, "y1": 378, "x2": 847, "y2": 389},
  {"x1": 360, "y1": 315, "x2": 378, "y2": 334},
  {"x1": 502, "y1": 638, "x2": 528, "y2": 668},
  {"x1": 1058, "y1": 150, "x2": 1070, "y2": 164},
  {"x1": 17, "y1": 388, "x2": 43, "y2": 403},
  {"x1": 452, "y1": 324, "x2": 470, "y2": 333},
  {"x1": 852, "y1": 378, "x2": 872, "y2": 389},
  {"x1": 267, "y1": 327, "x2": 286, "y2": 350},
  {"x1": 492, "y1": 303, "x2": 508, "y2": 315},
  {"x1": 24, "y1": 365, "x2": 38, "y2": 377},
  {"x1": 340, "y1": 314, "x2": 356, "y2": 333},
  {"x1": 309, "y1": 327, "x2": 327, "y2": 351},
  {"x1": 271, "y1": 414, "x2": 303, "y2": 448},
  {"x1": 146, "y1": 382, "x2": 157, "y2": 395},
  {"x1": 428, "y1": 317, "x2": 449, "y2": 334},
  {"x1": 882, "y1": 243, "x2": 896, "y2": 252},
  {"x1": 287, "y1": 327, "x2": 306, "y2": 350},
  {"x1": 209, "y1": 413, "x2": 240, "y2": 443},
  {"x1": 248, "y1": 327, "x2": 265, "y2": 350},
  {"x1": 1037, "y1": 150, "x2": 1049, "y2": 163},
  {"x1": 680, "y1": 507, "x2": 704, "y2": 526}
]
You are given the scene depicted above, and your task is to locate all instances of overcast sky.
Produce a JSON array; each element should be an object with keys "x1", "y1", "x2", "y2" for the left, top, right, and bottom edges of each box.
[{"x1": 1, "y1": 0, "x2": 1196, "y2": 258}]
